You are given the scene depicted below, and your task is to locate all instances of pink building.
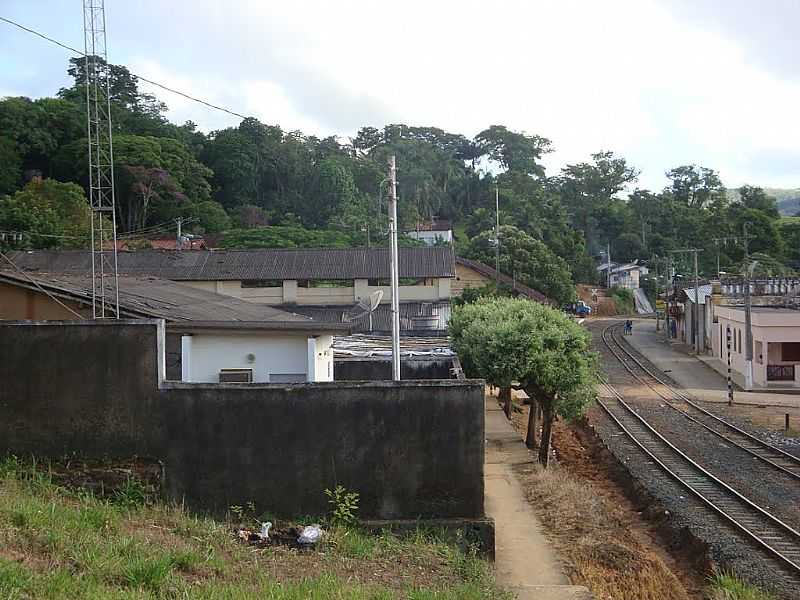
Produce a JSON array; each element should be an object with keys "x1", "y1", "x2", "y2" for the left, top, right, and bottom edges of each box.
[{"x1": 711, "y1": 305, "x2": 800, "y2": 388}]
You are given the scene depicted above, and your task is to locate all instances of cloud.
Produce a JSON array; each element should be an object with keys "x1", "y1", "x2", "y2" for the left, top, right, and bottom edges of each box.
[{"x1": 11, "y1": 0, "x2": 797, "y2": 191}]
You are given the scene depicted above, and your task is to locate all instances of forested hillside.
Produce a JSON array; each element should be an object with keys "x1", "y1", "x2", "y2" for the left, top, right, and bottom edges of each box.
[{"x1": 1, "y1": 57, "x2": 798, "y2": 304}]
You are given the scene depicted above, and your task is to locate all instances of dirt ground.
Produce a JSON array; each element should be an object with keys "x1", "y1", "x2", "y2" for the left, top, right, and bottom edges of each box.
[{"x1": 505, "y1": 399, "x2": 708, "y2": 600}]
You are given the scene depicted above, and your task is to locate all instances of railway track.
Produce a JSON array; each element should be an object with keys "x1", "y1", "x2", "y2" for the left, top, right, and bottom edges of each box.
[
  {"x1": 602, "y1": 323, "x2": 800, "y2": 482},
  {"x1": 596, "y1": 381, "x2": 800, "y2": 578}
]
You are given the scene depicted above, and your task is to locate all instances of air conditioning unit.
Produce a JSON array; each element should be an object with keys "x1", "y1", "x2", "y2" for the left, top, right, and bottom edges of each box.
[{"x1": 219, "y1": 368, "x2": 253, "y2": 383}]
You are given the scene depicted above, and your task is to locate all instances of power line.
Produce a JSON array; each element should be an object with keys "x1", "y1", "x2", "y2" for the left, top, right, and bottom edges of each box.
[
  {"x1": 0, "y1": 249, "x2": 85, "y2": 319},
  {"x1": 0, "y1": 15, "x2": 249, "y2": 121},
  {"x1": 0, "y1": 229, "x2": 83, "y2": 240}
]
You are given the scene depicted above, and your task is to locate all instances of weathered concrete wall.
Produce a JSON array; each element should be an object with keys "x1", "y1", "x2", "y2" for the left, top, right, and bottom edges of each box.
[
  {"x1": 0, "y1": 321, "x2": 483, "y2": 519},
  {"x1": 335, "y1": 358, "x2": 456, "y2": 381}
]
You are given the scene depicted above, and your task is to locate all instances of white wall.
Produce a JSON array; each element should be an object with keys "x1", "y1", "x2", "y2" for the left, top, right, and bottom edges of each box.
[{"x1": 182, "y1": 332, "x2": 334, "y2": 383}]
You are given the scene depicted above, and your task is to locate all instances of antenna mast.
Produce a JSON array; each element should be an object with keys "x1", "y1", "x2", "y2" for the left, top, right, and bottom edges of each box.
[{"x1": 83, "y1": 0, "x2": 119, "y2": 318}]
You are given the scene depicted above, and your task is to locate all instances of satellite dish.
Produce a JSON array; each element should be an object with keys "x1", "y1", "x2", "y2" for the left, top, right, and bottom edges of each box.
[{"x1": 345, "y1": 290, "x2": 384, "y2": 322}]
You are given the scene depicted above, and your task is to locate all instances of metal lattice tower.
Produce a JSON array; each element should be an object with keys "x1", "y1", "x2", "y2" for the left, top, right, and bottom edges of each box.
[{"x1": 83, "y1": 0, "x2": 119, "y2": 318}]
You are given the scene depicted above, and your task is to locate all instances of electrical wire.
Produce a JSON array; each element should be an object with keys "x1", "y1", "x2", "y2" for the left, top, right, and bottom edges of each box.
[
  {"x1": 0, "y1": 229, "x2": 83, "y2": 240},
  {"x1": 0, "y1": 15, "x2": 249, "y2": 120},
  {"x1": 0, "y1": 249, "x2": 85, "y2": 319}
]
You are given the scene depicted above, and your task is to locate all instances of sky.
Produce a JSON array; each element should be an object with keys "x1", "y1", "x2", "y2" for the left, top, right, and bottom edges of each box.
[{"x1": 2, "y1": 0, "x2": 799, "y2": 192}]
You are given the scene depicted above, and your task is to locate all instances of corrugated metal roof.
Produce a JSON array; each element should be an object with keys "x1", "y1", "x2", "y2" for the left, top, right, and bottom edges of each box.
[
  {"x1": 0, "y1": 271, "x2": 349, "y2": 328},
  {"x1": 293, "y1": 301, "x2": 451, "y2": 333},
  {"x1": 6, "y1": 247, "x2": 456, "y2": 281}
]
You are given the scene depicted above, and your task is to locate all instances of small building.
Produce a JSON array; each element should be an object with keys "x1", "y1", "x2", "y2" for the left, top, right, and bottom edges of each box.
[
  {"x1": 0, "y1": 271, "x2": 349, "y2": 383},
  {"x1": 597, "y1": 261, "x2": 649, "y2": 289},
  {"x1": 711, "y1": 305, "x2": 800, "y2": 388},
  {"x1": 675, "y1": 284, "x2": 713, "y2": 351},
  {"x1": 404, "y1": 217, "x2": 453, "y2": 246}
]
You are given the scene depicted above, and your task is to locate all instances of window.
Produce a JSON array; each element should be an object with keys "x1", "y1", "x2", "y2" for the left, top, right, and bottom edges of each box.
[
  {"x1": 738, "y1": 329, "x2": 742, "y2": 354},
  {"x1": 269, "y1": 373, "x2": 306, "y2": 383},
  {"x1": 782, "y1": 342, "x2": 800, "y2": 362},
  {"x1": 298, "y1": 280, "x2": 352, "y2": 288},
  {"x1": 241, "y1": 280, "x2": 282, "y2": 288}
]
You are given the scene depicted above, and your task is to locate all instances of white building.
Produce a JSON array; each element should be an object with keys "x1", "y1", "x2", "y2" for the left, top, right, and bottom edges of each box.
[
  {"x1": 597, "y1": 261, "x2": 649, "y2": 289},
  {"x1": 0, "y1": 271, "x2": 349, "y2": 384}
]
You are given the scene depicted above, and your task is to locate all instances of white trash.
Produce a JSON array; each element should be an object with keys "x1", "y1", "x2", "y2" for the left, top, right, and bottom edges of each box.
[{"x1": 297, "y1": 524, "x2": 323, "y2": 545}]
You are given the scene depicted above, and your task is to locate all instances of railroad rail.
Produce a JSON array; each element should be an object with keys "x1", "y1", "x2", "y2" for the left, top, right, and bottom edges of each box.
[
  {"x1": 602, "y1": 323, "x2": 800, "y2": 482},
  {"x1": 596, "y1": 381, "x2": 800, "y2": 577}
]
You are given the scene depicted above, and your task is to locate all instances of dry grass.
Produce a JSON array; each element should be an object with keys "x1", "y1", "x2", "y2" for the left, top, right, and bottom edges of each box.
[{"x1": 513, "y1": 462, "x2": 692, "y2": 600}]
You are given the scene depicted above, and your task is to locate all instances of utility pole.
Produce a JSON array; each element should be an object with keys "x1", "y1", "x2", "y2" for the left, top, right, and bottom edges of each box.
[
  {"x1": 175, "y1": 217, "x2": 183, "y2": 250},
  {"x1": 495, "y1": 184, "x2": 500, "y2": 286},
  {"x1": 726, "y1": 325, "x2": 734, "y2": 405},
  {"x1": 388, "y1": 156, "x2": 401, "y2": 381},
  {"x1": 607, "y1": 242, "x2": 612, "y2": 289},
  {"x1": 669, "y1": 249, "x2": 702, "y2": 353},
  {"x1": 664, "y1": 256, "x2": 671, "y2": 339},
  {"x1": 654, "y1": 256, "x2": 660, "y2": 331},
  {"x1": 743, "y1": 222, "x2": 753, "y2": 390}
]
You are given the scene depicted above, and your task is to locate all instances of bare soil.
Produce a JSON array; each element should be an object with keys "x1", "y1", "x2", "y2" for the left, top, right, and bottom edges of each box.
[{"x1": 506, "y1": 400, "x2": 707, "y2": 600}]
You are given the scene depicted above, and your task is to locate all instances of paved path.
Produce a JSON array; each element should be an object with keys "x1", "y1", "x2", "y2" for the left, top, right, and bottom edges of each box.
[
  {"x1": 485, "y1": 397, "x2": 593, "y2": 600},
  {"x1": 627, "y1": 319, "x2": 800, "y2": 408}
]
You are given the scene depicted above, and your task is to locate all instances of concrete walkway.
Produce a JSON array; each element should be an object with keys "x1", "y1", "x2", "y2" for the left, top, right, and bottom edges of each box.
[
  {"x1": 485, "y1": 397, "x2": 593, "y2": 600},
  {"x1": 627, "y1": 319, "x2": 800, "y2": 408}
]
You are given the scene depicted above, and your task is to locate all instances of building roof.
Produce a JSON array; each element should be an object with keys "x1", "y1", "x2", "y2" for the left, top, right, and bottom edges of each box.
[
  {"x1": 455, "y1": 257, "x2": 551, "y2": 304},
  {"x1": 0, "y1": 271, "x2": 350, "y2": 332},
  {"x1": 5, "y1": 247, "x2": 456, "y2": 281},
  {"x1": 597, "y1": 261, "x2": 646, "y2": 274},
  {"x1": 679, "y1": 284, "x2": 714, "y2": 305},
  {"x1": 333, "y1": 334, "x2": 454, "y2": 359},
  {"x1": 293, "y1": 301, "x2": 451, "y2": 333}
]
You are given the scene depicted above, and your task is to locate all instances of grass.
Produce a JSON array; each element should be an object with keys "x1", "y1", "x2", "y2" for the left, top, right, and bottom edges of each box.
[
  {"x1": 0, "y1": 456, "x2": 507, "y2": 599},
  {"x1": 709, "y1": 571, "x2": 775, "y2": 600},
  {"x1": 609, "y1": 287, "x2": 635, "y2": 315}
]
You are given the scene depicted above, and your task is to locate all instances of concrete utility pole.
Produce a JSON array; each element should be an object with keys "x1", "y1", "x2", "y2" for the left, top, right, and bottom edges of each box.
[
  {"x1": 743, "y1": 222, "x2": 754, "y2": 390},
  {"x1": 607, "y1": 242, "x2": 612, "y2": 289},
  {"x1": 664, "y1": 256, "x2": 671, "y2": 339},
  {"x1": 495, "y1": 185, "x2": 500, "y2": 286},
  {"x1": 726, "y1": 325, "x2": 734, "y2": 405},
  {"x1": 653, "y1": 256, "x2": 660, "y2": 331},
  {"x1": 175, "y1": 217, "x2": 183, "y2": 250},
  {"x1": 388, "y1": 156, "x2": 401, "y2": 381}
]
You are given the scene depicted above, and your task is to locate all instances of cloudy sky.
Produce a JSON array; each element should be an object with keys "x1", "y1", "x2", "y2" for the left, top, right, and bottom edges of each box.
[{"x1": 2, "y1": 0, "x2": 798, "y2": 191}]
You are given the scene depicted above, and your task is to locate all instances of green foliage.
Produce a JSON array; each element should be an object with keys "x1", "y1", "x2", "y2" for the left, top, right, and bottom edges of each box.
[
  {"x1": 464, "y1": 225, "x2": 575, "y2": 304},
  {"x1": 451, "y1": 297, "x2": 597, "y2": 465},
  {"x1": 325, "y1": 485, "x2": 360, "y2": 526},
  {"x1": 221, "y1": 225, "x2": 356, "y2": 249},
  {"x1": 0, "y1": 178, "x2": 91, "y2": 248},
  {"x1": 0, "y1": 137, "x2": 22, "y2": 195},
  {"x1": 609, "y1": 287, "x2": 635, "y2": 314},
  {"x1": 708, "y1": 571, "x2": 775, "y2": 600},
  {"x1": 112, "y1": 477, "x2": 151, "y2": 509}
]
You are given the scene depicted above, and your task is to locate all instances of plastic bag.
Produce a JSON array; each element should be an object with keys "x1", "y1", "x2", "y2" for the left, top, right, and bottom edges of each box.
[{"x1": 297, "y1": 524, "x2": 322, "y2": 545}]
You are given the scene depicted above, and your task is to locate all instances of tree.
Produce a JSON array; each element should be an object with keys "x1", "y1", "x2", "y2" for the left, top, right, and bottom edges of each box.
[
  {"x1": 191, "y1": 200, "x2": 231, "y2": 233},
  {"x1": 450, "y1": 297, "x2": 597, "y2": 466},
  {"x1": 665, "y1": 165, "x2": 725, "y2": 209},
  {"x1": 738, "y1": 185, "x2": 780, "y2": 219},
  {"x1": 0, "y1": 137, "x2": 22, "y2": 195},
  {"x1": 465, "y1": 225, "x2": 575, "y2": 304},
  {"x1": 475, "y1": 125, "x2": 552, "y2": 177},
  {"x1": 234, "y1": 204, "x2": 269, "y2": 228},
  {"x1": 0, "y1": 179, "x2": 91, "y2": 248}
]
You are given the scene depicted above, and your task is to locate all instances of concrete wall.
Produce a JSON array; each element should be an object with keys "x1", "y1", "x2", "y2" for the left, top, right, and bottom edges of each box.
[
  {"x1": 0, "y1": 321, "x2": 483, "y2": 519},
  {"x1": 182, "y1": 331, "x2": 329, "y2": 383},
  {"x1": 0, "y1": 282, "x2": 91, "y2": 320},
  {"x1": 451, "y1": 263, "x2": 492, "y2": 297}
]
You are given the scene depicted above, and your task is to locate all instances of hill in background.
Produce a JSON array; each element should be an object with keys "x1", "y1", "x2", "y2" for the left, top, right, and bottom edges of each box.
[{"x1": 728, "y1": 187, "x2": 800, "y2": 216}]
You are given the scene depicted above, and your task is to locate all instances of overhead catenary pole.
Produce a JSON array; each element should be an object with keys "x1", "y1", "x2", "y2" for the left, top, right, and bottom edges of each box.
[
  {"x1": 175, "y1": 217, "x2": 182, "y2": 250},
  {"x1": 388, "y1": 156, "x2": 401, "y2": 381}
]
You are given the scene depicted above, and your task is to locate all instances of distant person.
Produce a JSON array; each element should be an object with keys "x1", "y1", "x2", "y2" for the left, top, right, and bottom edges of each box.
[
  {"x1": 670, "y1": 319, "x2": 677, "y2": 339},
  {"x1": 628, "y1": 319, "x2": 634, "y2": 335}
]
